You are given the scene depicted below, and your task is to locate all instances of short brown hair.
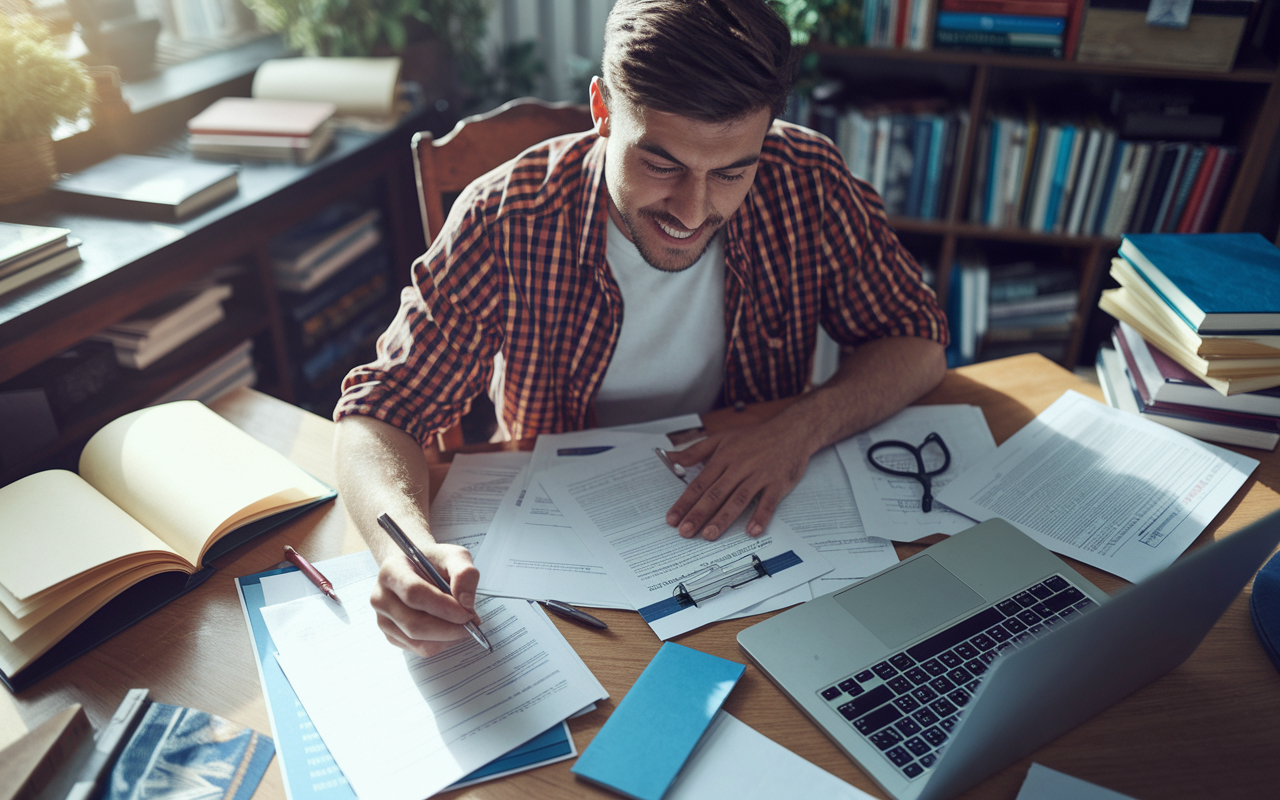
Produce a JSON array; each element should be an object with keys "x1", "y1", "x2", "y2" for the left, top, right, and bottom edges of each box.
[{"x1": 601, "y1": 0, "x2": 799, "y2": 122}]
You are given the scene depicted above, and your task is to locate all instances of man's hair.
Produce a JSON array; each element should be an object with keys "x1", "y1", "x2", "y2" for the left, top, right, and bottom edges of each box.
[{"x1": 601, "y1": 0, "x2": 799, "y2": 122}]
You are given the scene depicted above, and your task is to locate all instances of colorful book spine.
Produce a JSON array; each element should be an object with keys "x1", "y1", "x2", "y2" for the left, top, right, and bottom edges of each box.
[{"x1": 935, "y1": 10, "x2": 1066, "y2": 31}]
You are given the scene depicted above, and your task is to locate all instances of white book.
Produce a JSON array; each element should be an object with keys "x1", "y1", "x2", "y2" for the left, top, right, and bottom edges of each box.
[
  {"x1": 1081, "y1": 128, "x2": 1117, "y2": 236},
  {"x1": 1066, "y1": 126, "x2": 1103, "y2": 235},
  {"x1": 1028, "y1": 125, "x2": 1061, "y2": 233}
]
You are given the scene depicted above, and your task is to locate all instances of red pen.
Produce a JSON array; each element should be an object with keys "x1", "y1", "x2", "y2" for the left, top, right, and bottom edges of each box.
[{"x1": 283, "y1": 546, "x2": 340, "y2": 603}]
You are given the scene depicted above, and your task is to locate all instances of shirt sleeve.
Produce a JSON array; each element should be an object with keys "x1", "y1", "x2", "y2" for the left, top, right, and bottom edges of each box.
[{"x1": 333, "y1": 187, "x2": 506, "y2": 447}]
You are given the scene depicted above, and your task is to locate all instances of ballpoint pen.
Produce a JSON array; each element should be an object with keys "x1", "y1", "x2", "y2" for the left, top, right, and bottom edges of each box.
[
  {"x1": 654, "y1": 447, "x2": 688, "y2": 483},
  {"x1": 538, "y1": 599, "x2": 609, "y2": 629},
  {"x1": 284, "y1": 545, "x2": 341, "y2": 603},
  {"x1": 376, "y1": 512, "x2": 492, "y2": 651}
]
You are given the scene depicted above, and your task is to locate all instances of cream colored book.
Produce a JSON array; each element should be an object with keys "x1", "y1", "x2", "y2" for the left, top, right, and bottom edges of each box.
[{"x1": 0, "y1": 401, "x2": 334, "y2": 690}]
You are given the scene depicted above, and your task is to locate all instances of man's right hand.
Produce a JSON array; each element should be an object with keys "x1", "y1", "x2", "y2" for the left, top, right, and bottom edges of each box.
[{"x1": 369, "y1": 541, "x2": 482, "y2": 658}]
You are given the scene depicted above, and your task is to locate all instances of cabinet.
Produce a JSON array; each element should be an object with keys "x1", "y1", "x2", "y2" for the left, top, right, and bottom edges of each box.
[
  {"x1": 806, "y1": 26, "x2": 1280, "y2": 370},
  {"x1": 0, "y1": 103, "x2": 449, "y2": 485}
]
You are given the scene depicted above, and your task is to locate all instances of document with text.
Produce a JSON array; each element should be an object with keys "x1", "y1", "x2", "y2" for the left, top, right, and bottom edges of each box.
[
  {"x1": 429, "y1": 451, "x2": 531, "y2": 556},
  {"x1": 542, "y1": 443, "x2": 833, "y2": 639},
  {"x1": 936, "y1": 390, "x2": 1258, "y2": 582},
  {"x1": 836, "y1": 405, "x2": 994, "y2": 542},
  {"x1": 261, "y1": 555, "x2": 607, "y2": 800}
]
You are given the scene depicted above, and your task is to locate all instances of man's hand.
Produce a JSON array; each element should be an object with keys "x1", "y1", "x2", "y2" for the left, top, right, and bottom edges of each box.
[
  {"x1": 369, "y1": 540, "x2": 481, "y2": 658},
  {"x1": 664, "y1": 414, "x2": 812, "y2": 540}
]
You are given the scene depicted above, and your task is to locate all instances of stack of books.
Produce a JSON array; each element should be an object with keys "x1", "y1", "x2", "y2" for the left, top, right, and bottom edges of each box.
[
  {"x1": 187, "y1": 97, "x2": 337, "y2": 164},
  {"x1": 1096, "y1": 232, "x2": 1280, "y2": 450},
  {"x1": 270, "y1": 203, "x2": 381, "y2": 293},
  {"x1": 0, "y1": 223, "x2": 82, "y2": 298},
  {"x1": 91, "y1": 280, "x2": 234, "y2": 370},
  {"x1": 983, "y1": 261, "x2": 1078, "y2": 360},
  {"x1": 152, "y1": 339, "x2": 257, "y2": 406},
  {"x1": 52, "y1": 155, "x2": 239, "y2": 221}
]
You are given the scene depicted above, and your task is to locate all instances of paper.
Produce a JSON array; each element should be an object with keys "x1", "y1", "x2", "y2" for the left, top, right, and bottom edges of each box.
[
  {"x1": 542, "y1": 443, "x2": 832, "y2": 639},
  {"x1": 475, "y1": 428, "x2": 671, "y2": 608},
  {"x1": 1016, "y1": 763, "x2": 1138, "y2": 800},
  {"x1": 936, "y1": 390, "x2": 1258, "y2": 582},
  {"x1": 260, "y1": 558, "x2": 606, "y2": 800},
  {"x1": 836, "y1": 405, "x2": 995, "y2": 542},
  {"x1": 429, "y1": 451, "x2": 531, "y2": 555},
  {"x1": 665, "y1": 711, "x2": 875, "y2": 800},
  {"x1": 253, "y1": 57, "x2": 402, "y2": 116}
]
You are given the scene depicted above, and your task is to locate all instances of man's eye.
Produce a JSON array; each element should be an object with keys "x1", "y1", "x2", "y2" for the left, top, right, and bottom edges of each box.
[
  {"x1": 715, "y1": 172, "x2": 747, "y2": 182},
  {"x1": 646, "y1": 163, "x2": 681, "y2": 175}
]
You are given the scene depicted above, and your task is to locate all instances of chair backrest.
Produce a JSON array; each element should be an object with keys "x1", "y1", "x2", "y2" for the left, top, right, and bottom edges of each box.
[{"x1": 412, "y1": 97, "x2": 594, "y2": 245}]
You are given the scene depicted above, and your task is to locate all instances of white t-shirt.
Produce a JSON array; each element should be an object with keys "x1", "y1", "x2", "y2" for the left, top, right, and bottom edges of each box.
[{"x1": 594, "y1": 217, "x2": 727, "y2": 428}]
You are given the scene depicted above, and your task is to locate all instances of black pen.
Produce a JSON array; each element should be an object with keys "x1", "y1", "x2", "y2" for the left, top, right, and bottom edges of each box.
[
  {"x1": 376, "y1": 512, "x2": 492, "y2": 651},
  {"x1": 538, "y1": 599, "x2": 609, "y2": 629}
]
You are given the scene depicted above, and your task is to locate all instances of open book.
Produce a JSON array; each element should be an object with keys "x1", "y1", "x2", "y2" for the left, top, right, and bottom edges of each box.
[{"x1": 0, "y1": 401, "x2": 335, "y2": 691}]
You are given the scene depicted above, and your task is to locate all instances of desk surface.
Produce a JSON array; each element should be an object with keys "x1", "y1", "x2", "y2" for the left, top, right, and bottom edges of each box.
[{"x1": 4, "y1": 353, "x2": 1279, "y2": 800}]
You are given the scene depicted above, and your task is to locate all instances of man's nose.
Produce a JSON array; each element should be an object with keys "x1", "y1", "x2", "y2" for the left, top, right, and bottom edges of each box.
[{"x1": 667, "y1": 175, "x2": 711, "y2": 231}]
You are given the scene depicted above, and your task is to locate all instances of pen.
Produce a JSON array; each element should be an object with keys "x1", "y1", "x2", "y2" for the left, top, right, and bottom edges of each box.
[
  {"x1": 654, "y1": 447, "x2": 688, "y2": 483},
  {"x1": 376, "y1": 513, "x2": 492, "y2": 651},
  {"x1": 284, "y1": 545, "x2": 341, "y2": 603},
  {"x1": 538, "y1": 599, "x2": 609, "y2": 629}
]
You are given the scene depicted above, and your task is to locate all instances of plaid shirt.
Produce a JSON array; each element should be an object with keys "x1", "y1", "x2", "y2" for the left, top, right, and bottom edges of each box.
[{"x1": 335, "y1": 123, "x2": 948, "y2": 446}]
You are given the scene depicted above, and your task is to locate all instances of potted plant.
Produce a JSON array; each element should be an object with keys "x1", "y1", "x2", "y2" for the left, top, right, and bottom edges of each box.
[{"x1": 0, "y1": 14, "x2": 95, "y2": 204}]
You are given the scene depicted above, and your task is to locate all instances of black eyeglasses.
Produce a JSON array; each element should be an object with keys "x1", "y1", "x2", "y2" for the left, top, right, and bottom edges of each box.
[{"x1": 866, "y1": 432, "x2": 951, "y2": 513}]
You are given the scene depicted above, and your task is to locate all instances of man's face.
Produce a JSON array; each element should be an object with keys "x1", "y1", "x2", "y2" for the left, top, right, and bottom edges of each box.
[{"x1": 591, "y1": 77, "x2": 772, "y2": 272}]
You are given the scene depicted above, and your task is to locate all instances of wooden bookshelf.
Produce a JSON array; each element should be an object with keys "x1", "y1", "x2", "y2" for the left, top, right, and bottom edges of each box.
[{"x1": 811, "y1": 34, "x2": 1280, "y2": 370}]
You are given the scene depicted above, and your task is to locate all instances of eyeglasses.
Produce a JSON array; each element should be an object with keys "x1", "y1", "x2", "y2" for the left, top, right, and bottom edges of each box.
[{"x1": 866, "y1": 432, "x2": 952, "y2": 513}]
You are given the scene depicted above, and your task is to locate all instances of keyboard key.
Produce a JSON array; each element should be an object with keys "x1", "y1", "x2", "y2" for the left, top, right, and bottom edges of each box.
[
  {"x1": 856, "y1": 670, "x2": 874, "y2": 682},
  {"x1": 911, "y1": 686, "x2": 938, "y2": 704},
  {"x1": 1044, "y1": 575, "x2": 1068, "y2": 592},
  {"x1": 966, "y1": 679, "x2": 981, "y2": 692},
  {"x1": 913, "y1": 707, "x2": 939, "y2": 726},
  {"x1": 1029, "y1": 581, "x2": 1054, "y2": 600},
  {"x1": 1031, "y1": 602, "x2": 1054, "y2": 617},
  {"x1": 987, "y1": 625, "x2": 1011, "y2": 643},
  {"x1": 948, "y1": 688, "x2": 970, "y2": 707},
  {"x1": 972, "y1": 634, "x2": 995, "y2": 651},
  {"x1": 938, "y1": 651, "x2": 962, "y2": 669},
  {"x1": 1043, "y1": 589, "x2": 1081, "y2": 614},
  {"x1": 1012, "y1": 633, "x2": 1033, "y2": 646},
  {"x1": 872, "y1": 661, "x2": 897, "y2": 679},
  {"x1": 890, "y1": 653, "x2": 915, "y2": 670},
  {"x1": 902, "y1": 762, "x2": 924, "y2": 778},
  {"x1": 869, "y1": 728, "x2": 904, "y2": 750},
  {"x1": 839, "y1": 685, "x2": 894, "y2": 720},
  {"x1": 838, "y1": 678, "x2": 859, "y2": 692},
  {"x1": 964, "y1": 658, "x2": 986, "y2": 675},
  {"x1": 886, "y1": 746, "x2": 913, "y2": 767},
  {"x1": 896, "y1": 717, "x2": 922, "y2": 737},
  {"x1": 929, "y1": 676, "x2": 956, "y2": 694},
  {"x1": 980, "y1": 650, "x2": 999, "y2": 664},
  {"x1": 906, "y1": 606, "x2": 1005, "y2": 662},
  {"x1": 996, "y1": 599, "x2": 1020, "y2": 616},
  {"x1": 905, "y1": 667, "x2": 929, "y2": 685},
  {"x1": 894, "y1": 695, "x2": 920, "y2": 713},
  {"x1": 1058, "y1": 607, "x2": 1078, "y2": 622},
  {"x1": 888, "y1": 676, "x2": 913, "y2": 695},
  {"x1": 921, "y1": 658, "x2": 947, "y2": 676},
  {"x1": 920, "y1": 753, "x2": 937, "y2": 768},
  {"x1": 822, "y1": 686, "x2": 843, "y2": 700},
  {"x1": 954, "y1": 642, "x2": 978, "y2": 659},
  {"x1": 922, "y1": 726, "x2": 947, "y2": 747},
  {"x1": 947, "y1": 666, "x2": 972, "y2": 685},
  {"x1": 904, "y1": 736, "x2": 931, "y2": 756},
  {"x1": 1027, "y1": 624, "x2": 1045, "y2": 637},
  {"x1": 1017, "y1": 609, "x2": 1041, "y2": 625},
  {"x1": 856, "y1": 705, "x2": 904, "y2": 735},
  {"x1": 930, "y1": 697, "x2": 958, "y2": 716},
  {"x1": 1074, "y1": 598, "x2": 1095, "y2": 612},
  {"x1": 1002, "y1": 617, "x2": 1027, "y2": 634},
  {"x1": 940, "y1": 715, "x2": 959, "y2": 731},
  {"x1": 1013, "y1": 591, "x2": 1036, "y2": 607}
]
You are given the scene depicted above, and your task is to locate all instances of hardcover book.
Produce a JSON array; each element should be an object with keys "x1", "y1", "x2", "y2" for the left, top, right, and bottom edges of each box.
[{"x1": 52, "y1": 155, "x2": 239, "y2": 221}]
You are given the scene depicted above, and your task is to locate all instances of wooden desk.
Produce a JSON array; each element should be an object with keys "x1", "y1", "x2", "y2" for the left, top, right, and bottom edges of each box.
[{"x1": 4, "y1": 353, "x2": 1279, "y2": 799}]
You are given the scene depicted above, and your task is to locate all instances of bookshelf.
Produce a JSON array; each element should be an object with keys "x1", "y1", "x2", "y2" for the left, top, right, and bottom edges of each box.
[{"x1": 809, "y1": 27, "x2": 1280, "y2": 370}]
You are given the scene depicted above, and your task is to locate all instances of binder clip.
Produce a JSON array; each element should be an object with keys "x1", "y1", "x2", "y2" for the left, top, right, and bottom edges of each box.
[{"x1": 673, "y1": 554, "x2": 770, "y2": 608}]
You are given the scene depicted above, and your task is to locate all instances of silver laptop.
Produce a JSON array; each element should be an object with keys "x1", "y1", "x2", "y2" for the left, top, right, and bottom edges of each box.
[{"x1": 738, "y1": 514, "x2": 1280, "y2": 800}]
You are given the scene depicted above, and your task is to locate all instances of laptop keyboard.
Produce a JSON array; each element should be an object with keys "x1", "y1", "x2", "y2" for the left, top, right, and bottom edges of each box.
[{"x1": 817, "y1": 574, "x2": 1096, "y2": 781}]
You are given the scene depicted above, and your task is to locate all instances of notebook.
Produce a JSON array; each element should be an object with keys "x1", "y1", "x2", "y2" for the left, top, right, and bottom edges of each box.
[{"x1": 738, "y1": 514, "x2": 1280, "y2": 800}]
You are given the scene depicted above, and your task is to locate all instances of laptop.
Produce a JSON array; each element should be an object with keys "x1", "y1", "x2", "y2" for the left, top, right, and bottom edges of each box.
[{"x1": 737, "y1": 513, "x2": 1280, "y2": 800}]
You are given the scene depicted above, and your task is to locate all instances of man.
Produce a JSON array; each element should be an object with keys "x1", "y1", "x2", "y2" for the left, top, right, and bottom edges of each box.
[{"x1": 333, "y1": 0, "x2": 949, "y2": 656}]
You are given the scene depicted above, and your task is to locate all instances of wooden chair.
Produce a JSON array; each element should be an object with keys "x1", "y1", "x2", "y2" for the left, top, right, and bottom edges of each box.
[{"x1": 412, "y1": 98, "x2": 593, "y2": 449}]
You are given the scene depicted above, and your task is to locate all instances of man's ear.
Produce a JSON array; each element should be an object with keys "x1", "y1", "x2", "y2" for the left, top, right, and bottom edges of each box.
[{"x1": 589, "y1": 76, "x2": 610, "y2": 138}]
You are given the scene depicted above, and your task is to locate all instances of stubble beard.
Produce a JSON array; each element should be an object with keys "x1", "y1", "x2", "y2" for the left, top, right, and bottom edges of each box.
[{"x1": 618, "y1": 207, "x2": 725, "y2": 273}]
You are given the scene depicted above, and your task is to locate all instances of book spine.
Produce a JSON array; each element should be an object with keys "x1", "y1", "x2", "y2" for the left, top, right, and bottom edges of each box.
[
  {"x1": 969, "y1": 119, "x2": 992, "y2": 224},
  {"x1": 934, "y1": 28, "x2": 1064, "y2": 48},
  {"x1": 940, "y1": 0, "x2": 1070, "y2": 14},
  {"x1": 1053, "y1": 123, "x2": 1085, "y2": 232},
  {"x1": 1081, "y1": 129, "x2": 1117, "y2": 235},
  {"x1": 1043, "y1": 124, "x2": 1076, "y2": 231},
  {"x1": 1151, "y1": 143, "x2": 1190, "y2": 233},
  {"x1": 1176, "y1": 145, "x2": 1217, "y2": 233},
  {"x1": 935, "y1": 10, "x2": 1067, "y2": 31},
  {"x1": 1066, "y1": 127, "x2": 1102, "y2": 234},
  {"x1": 1062, "y1": 0, "x2": 1088, "y2": 58},
  {"x1": 1162, "y1": 144, "x2": 1204, "y2": 233},
  {"x1": 906, "y1": 117, "x2": 934, "y2": 217},
  {"x1": 1191, "y1": 146, "x2": 1238, "y2": 232}
]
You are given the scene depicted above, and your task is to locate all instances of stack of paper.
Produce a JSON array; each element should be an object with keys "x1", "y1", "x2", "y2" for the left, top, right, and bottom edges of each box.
[
  {"x1": 91, "y1": 280, "x2": 233, "y2": 369},
  {"x1": 0, "y1": 222, "x2": 81, "y2": 298}
]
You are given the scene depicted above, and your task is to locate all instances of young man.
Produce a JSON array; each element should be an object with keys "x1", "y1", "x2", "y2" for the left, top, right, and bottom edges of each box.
[{"x1": 333, "y1": 0, "x2": 949, "y2": 656}]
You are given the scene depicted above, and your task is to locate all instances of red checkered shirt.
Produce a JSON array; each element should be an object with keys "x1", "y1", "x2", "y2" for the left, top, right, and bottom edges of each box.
[{"x1": 334, "y1": 123, "x2": 949, "y2": 446}]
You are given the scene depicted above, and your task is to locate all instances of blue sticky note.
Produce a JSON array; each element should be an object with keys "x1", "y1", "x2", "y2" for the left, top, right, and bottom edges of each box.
[{"x1": 572, "y1": 642, "x2": 745, "y2": 800}]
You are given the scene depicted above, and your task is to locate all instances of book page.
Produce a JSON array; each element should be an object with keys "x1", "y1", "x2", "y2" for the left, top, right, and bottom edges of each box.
[
  {"x1": 78, "y1": 401, "x2": 331, "y2": 567},
  {"x1": 252, "y1": 57, "x2": 401, "y2": 116},
  {"x1": 0, "y1": 471, "x2": 182, "y2": 609}
]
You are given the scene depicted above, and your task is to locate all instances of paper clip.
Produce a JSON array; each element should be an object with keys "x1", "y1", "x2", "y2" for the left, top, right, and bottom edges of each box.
[{"x1": 673, "y1": 554, "x2": 770, "y2": 608}]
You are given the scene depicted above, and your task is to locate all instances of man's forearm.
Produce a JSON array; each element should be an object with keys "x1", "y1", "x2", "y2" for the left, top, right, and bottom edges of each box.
[
  {"x1": 778, "y1": 335, "x2": 947, "y2": 459},
  {"x1": 333, "y1": 415, "x2": 437, "y2": 562}
]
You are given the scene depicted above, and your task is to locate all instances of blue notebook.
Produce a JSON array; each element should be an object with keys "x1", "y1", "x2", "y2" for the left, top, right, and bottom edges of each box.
[{"x1": 572, "y1": 642, "x2": 745, "y2": 800}]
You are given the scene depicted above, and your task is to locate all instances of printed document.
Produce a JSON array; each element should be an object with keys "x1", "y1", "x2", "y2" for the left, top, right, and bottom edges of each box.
[
  {"x1": 936, "y1": 390, "x2": 1258, "y2": 582},
  {"x1": 541, "y1": 443, "x2": 833, "y2": 639},
  {"x1": 429, "y1": 451, "x2": 531, "y2": 555},
  {"x1": 836, "y1": 405, "x2": 994, "y2": 541},
  {"x1": 261, "y1": 554, "x2": 607, "y2": 800}
]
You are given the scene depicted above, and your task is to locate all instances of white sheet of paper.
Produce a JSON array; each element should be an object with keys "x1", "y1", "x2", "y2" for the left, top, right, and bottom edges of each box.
[
  {"x1": 836, "y1": 405, "x2": 994, "y2": 541},
  {"x1": 475, "y1": 429, "x2": 671, "y2": 608},
  {"x1": 261, "y1": 553, "x2": 607, "y2": 800},
  {"x1": 1015, "y1": 763, "x2": 1139, "y2": 800},
  {"x1": 936, "y1": 390, "x2": 1258, "y2": 582},
  {"x1": 666, "y1": 711, "x2": 875, "y2": 800},
  {"x1": 429, "y1": 451, "x2": 531, "y2": 555},
  {"x1": 542, "y1": 443, "x2": 832, "y2": 639}
]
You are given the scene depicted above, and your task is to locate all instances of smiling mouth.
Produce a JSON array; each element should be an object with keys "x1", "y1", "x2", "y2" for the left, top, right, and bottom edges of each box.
[{"x1": 657, "y1": 219, "x2": 695, "y2": 240}]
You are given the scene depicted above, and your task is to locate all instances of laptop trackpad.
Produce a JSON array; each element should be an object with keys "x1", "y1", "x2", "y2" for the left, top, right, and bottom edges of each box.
[{"x1": 834, "y1": 556, "x2": 985, "y2": 652}]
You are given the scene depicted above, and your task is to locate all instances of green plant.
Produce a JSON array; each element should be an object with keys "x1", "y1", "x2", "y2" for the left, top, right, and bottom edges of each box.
[
  {"x1": 242, "y1": 0, "x2": 489, "y2": 60},
  {"x1": 771, "y1": 0, "x2": 865, "y2": 48},
  {"x1": 0, "y1": 14, "x2": 95, "y2": 143}
]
